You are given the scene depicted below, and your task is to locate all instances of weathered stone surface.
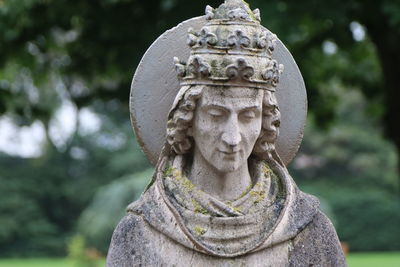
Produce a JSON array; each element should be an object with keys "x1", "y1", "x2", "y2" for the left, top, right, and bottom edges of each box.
[
  {"x1": 107, "y1": 175, "x2": 346, "y2": 266},
  {"x1": 107, "y1": 0, "x2": 347, "y2": 266},
  {"x1": 130, "y1": 17, "x2": 307, "y2": 166}
]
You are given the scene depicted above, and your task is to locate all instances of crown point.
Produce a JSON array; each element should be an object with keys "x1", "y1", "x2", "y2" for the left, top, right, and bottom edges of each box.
[
  {"x1": 173, "y1": 57, "x2": 186, "y2": 77},
  {"x1": 187, "y1": 32, "x2": 197, "y2": 47},
  {"x1": 279, "y1": 64, "x2": 284, "y2": 74},
  {"x1": 205, "y1": 5, "x2": 215, "y2": 20},
  {"x1": 253, "y1": 9, "x2": 261, "y2": 22}
]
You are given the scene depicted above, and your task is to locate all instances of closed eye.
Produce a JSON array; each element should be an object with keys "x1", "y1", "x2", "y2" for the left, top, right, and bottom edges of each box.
[
  {"x1": 206, "y1": 107, "x2": 225, "y2": 117},
  {"x1": 239, "y1": 109, "x2": 260, "y2": 120}
]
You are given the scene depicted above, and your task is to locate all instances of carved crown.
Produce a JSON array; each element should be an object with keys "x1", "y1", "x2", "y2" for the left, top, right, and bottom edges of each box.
[{"x1": 174, "y1": 0, "x2": 284, "y2": 91}]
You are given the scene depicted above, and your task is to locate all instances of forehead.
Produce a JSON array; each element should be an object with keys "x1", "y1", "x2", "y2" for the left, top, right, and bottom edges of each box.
[{"x1": 199, "y1": 86, "x2": 264, "y2": 108}]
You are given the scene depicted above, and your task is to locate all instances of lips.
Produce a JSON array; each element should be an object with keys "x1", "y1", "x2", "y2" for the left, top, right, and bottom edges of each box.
[{"x1": 219, "y1": 149, "x2": 240, "y2": 156}]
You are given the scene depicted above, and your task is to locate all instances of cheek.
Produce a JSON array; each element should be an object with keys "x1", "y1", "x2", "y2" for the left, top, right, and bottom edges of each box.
[
  {"x1": 193, "y1": 118, "x2": 220, "y2": 145},
  {"x1": 243, "y1": 120, "x2": 262, "y2": 144}
]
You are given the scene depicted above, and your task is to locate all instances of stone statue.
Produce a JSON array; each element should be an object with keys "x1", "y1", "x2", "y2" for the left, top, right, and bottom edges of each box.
[{"x1": 106, "y1": 1, "x2": 347, "y2": 266}]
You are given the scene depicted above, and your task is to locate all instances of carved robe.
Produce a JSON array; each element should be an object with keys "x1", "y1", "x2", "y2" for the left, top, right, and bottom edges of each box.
[{"x1": 106, "y1": 157, "x2": 347, "y2": 266}]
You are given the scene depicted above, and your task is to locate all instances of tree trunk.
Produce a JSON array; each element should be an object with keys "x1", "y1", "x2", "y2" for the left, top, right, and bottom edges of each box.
[{"x1": 362, "y1": 9, "x2": 400, "y2": 189}]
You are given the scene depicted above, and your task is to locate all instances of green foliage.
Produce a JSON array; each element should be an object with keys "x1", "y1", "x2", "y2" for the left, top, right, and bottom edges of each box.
[
  {"x1": 0, "y1": 0, "x2": 396, "y2": 131},
  {"x1": 67, "y1": 235, "x2": 100, "y2": 267},
  {"x1": 332, "y1": 190, "x2": 400, "y2": 251},
  {"x1": 0, "y1": 0, "x2": 400, "y2": 257},
  {"x1": 77, "y1": 169, "x2": 152, "y2": 253},
  {"x1": 0, "y1": 153, "x2": 78, "y2": 256},
  {"x1": 0, "y1": 0, "x2": 222, "y2": 126},
  {"x1": 290, "y1": 88, "x2": 400, "y2": 251},
  {"x1": 0, "y1": 101, "x2": 150, "y2": 256}
]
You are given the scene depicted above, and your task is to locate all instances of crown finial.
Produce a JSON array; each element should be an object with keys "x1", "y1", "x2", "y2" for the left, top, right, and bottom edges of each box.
[
  {"x1": 206, "y1": 0, "x2": 260, "y2": 22},
  {"x1": 205, "y1": 5, "x2": 214, "y2": 20},
  {"x1": 174, "y1": 1, "x2": 283, "y2": 91}
]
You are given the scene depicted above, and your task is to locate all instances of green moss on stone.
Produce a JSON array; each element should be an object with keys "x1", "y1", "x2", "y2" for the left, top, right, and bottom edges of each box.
[
  {"x1": 238, "y1": 183, "x2": 252, "y2": 199},
  {"x1": 164, "y1": 166, "x2": 174, "y2": 177},
  {"x1": 192, "y1": 199, "x2": 209, "y2": 215},
  {"x1": 233, "y1": 206, "x2": 242, "y2": 213},
  {"x1": 262, "y1": 163, "x2": 273, "y2": 176},
  {"x1": 250, "y1": 182, "x2": 266, "y2": 204},
  {"x1": 193, "y1": 226, "x2": 206, "y2": 236},
  {"x1": 169, "y1": 167, "x2": 195, "y2": 192}
]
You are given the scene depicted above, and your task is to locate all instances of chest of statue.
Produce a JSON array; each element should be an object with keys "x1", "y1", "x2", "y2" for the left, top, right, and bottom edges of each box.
[{"x1": 130, "y1": 223, "x2": 292, "y2": 267}]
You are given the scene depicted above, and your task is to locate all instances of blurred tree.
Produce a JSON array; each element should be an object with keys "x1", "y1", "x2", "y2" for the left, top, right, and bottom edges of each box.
[
  {"x1": 77, "y1": 169, "x2": 151, "y2": 253},
  {"x1": 290, "y1": 87, "x2": 400, "y2": 251},
  {"x1": 0, "y1": 0, "x2": 400, "y2": 256},
  {"x1": 254, "y1": 0, "x2": 400, "y2": 175},
  {"x1": 0, "y1": 101, "x2": 151, "y2": 256},
  {"x1": 0, "y1": 0, "x2": 400, "y2": 173}
]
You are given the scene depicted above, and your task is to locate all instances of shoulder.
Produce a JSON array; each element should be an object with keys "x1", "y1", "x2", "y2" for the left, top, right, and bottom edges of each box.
[
  {"x1": 302, "y1": 211, "x2": 343, "y2": 247},
  {"x1": 111, "y1": 212, "x2": 145, "y2": 239},
  {"x1": 289, "y1": 211, "x2": 347, "y2": 267},
  {"x1": 106, "y1": 212, "x2": 146, "y2": 267}
]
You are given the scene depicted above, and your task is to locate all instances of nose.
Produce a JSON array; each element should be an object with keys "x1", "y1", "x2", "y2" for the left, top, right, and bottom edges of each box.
[{"x1": 221, "y1": 117, "x2": 242, "y2": 148}]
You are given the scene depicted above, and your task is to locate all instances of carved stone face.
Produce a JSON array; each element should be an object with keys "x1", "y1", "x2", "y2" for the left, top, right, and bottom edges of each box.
[{"x1": 190, "y1": 86, "x2": 263, "y2": 173}]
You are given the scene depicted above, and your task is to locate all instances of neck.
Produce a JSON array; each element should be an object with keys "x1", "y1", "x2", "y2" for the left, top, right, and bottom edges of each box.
[{"x1": 188, "y1": 147, "x2": 252, "y2": 201}]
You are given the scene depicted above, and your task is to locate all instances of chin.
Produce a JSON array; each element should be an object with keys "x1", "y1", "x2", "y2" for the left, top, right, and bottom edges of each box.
[{"x1": 213, "y1": 161, "x2": 241, "y2": 174}]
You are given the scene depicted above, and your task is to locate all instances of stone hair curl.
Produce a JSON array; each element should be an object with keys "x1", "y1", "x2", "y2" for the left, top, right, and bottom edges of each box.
[{"x1": 166, "y1": 86, "x2": 280, "y2": 158}]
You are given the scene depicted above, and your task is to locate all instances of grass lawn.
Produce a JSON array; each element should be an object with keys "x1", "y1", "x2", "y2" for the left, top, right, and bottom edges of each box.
[
  {"x1": 0, "y1": 253, "x2": 398, "y2": 266},
  {"x1": 347, "y1": 252, "x2": 400, "y2": 267},
  {"x1": 0, "y1": 258, "x2": 104, "y2": 267}
]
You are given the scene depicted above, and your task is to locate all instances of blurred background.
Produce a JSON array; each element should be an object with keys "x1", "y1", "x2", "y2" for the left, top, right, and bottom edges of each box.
[{"x1": 0, "y1": 0, "x2": 399, "y2": 266}]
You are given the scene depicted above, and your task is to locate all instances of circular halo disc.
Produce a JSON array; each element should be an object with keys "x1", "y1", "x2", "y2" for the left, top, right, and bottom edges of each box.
[{"x1": 130, "y1": 16, "x2": 307, "y2": 166}]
